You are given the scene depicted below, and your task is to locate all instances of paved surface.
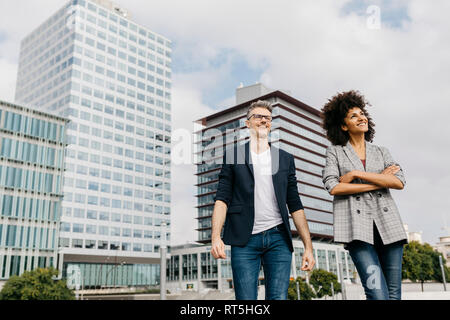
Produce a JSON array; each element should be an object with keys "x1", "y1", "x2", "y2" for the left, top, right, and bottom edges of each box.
[{"x1": 82, "y1": 282, "x2": 449, "y2": 300}]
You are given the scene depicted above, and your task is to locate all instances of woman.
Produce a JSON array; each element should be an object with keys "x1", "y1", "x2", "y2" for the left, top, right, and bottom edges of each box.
[{"x1": 321, "y1": 90, "x2": 408, "y2": 300}]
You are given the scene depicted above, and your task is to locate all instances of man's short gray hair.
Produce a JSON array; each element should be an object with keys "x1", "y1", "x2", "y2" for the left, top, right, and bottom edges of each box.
[{"x1": 246, "y1": 100, "x2": 273, "y2": 119}]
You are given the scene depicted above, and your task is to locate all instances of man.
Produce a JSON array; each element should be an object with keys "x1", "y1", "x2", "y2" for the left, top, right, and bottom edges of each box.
[{"x1": 210, "y1": 100, "x2": 315, "y2": 300}]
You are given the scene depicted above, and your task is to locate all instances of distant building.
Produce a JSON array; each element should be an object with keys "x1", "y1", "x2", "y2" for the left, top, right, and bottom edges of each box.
[
  {"x1": 166, "y1": 240, "x2": 356, "y2": 292},
  {"x1": 403, "y1": 224, "x2": 423, "y2": 244},
  {"x1": 0, "y1": 100, "x2": 68, "y2": 283},
  {"x1": 435, "y1": 236, "x2": 450, "y2": 268}
]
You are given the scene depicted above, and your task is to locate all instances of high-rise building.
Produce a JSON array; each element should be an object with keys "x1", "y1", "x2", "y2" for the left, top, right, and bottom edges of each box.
[
  {"x1": 14, "y1": 0, "x2": 172, "y2": 287},
  {"x1": 194, "y1": 84, "x2": 333, "y2": 244},
  {"x1": 0, "y1": 100, "x2": 68, "y2": 283}
]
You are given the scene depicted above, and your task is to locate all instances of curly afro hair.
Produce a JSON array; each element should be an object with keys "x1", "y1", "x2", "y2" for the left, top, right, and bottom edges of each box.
[{"x1": 320, "y1": 90, "x2": 375, "y2": 146}]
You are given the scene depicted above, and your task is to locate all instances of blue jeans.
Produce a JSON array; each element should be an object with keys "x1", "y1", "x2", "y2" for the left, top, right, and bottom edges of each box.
[
  {"x1": 231, "y1": 224, "x2": 292, "y2": 300},
  {"x1": 347, "y1": 223, "x2": 404, "y2": 300}
]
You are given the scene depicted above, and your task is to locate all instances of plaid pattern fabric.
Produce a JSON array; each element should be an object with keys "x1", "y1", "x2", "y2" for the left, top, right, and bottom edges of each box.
[{"x1": 322, "y1": 142, "x2": 408, "y2": 245}]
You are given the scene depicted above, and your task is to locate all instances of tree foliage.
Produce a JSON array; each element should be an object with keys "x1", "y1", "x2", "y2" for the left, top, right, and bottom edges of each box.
[
  {"x1": 402, "y1": 241, "x2": 450, "y2": 291},
  {"x1": 288, "y1": 276, "x2": 316, "y2": 300},
  {"x1": 309, "y1": 269, "x2": 341, "y2": 298},
  {"x1": 0, "y1": 267, "x2": 75, "y2": 300}
]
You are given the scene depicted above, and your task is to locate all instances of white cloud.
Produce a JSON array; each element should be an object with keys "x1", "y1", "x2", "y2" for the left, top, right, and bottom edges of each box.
[{"x1": 170, "y1": 78, "x2": 215, "y2": 245}]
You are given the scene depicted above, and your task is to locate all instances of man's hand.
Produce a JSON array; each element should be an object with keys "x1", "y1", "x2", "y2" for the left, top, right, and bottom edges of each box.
[
  {"x1": 301, "y1": 249, "x2": 315, "y2": 271},
  {"x1": 211, "y1": 237, "x2": 227, "y2": 259}
]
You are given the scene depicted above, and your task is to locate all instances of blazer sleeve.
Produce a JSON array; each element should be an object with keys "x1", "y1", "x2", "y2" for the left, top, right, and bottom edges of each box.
[
  {"x1": 286, "y1": 154, "x2": 304, "y2": 213},
  {"x1": 322, "y1": 146, "x2": 340, "y2": 195},
  {"x1": 213, "y1": 150, "x2": 234, "y2": 207},
  {"x1": 379, "y1": 146, "x2": 406, "y2": 187}
]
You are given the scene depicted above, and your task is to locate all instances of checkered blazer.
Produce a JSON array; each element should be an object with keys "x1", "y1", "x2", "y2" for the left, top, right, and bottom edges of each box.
[{"x1": 322, "y1": 142, "x2": 408, "y2": 245}]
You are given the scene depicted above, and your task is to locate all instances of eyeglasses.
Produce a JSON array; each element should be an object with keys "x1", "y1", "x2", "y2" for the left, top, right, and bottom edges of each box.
[{"x1": 248, "y1": 114, "x2": 272, "y2": 121}]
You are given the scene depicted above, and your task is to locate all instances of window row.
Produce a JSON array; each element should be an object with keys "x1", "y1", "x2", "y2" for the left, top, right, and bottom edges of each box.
[
  {"x1": 63, "y1": 192, "x2": 171, "y2": 211},
  {"x1": 60, "y1": 223, "x2": 165, "y2": 239},
  {"x1": 0, "y1": 165, "x2": 62, "y2": 194},
  {"x1": 64, "y1": 178, "x2": 171, "y2": 200},
  {"x1": 62, "y1": 207, "x2": 169, "y2": 223},
  {"x1": 67, "y1": 143, "x2": 170, "y2": 164},
  {"x1": 1, "y1": 137, "x2": 65, "y2": 169},
  {"x1": 0, "y1": 110, "x2": 65, "y2": 144},
  {"x1": 66, "y1": 159, "x2": 169, "y2": 181},
  {"x1": 59, "y1": 237, "x2": 161, "y2": 253},
  {"x1": 0, "y1": 194, "x2": 61, "y2": 222},
  {"x1": 0, "y1": 224, "x2": 57, "y2": 250}
]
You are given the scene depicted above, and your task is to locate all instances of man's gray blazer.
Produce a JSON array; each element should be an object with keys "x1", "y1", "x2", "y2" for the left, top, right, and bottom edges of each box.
[{"x1": 322, "y1": 142, "x2": 408, "y2": 246}]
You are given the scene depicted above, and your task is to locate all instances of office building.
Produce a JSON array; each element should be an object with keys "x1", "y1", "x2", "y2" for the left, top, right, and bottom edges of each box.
[
  {"x1": 0, "y1": 100, "x2": 68, "y2": 284},
  {"x1": 14, "y1": 0, "x2": 172, "y2": 287}
]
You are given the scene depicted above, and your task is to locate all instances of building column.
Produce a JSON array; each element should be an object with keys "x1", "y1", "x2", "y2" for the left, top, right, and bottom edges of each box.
[
  {"x1": 217, "y1": 258, "x2": 222, "y2": 292},
  {"x1": 4, "y1": 250, "x2": 11, "y2": 279},
  {"x1": 290, "y1": 251, "x2": 297, "y2": 279},
  {"x1": 335, "y1": 249, "x2": 341, "y2": 282},
  {"x1": 344, "y1": 252, "x2": 350, "y2": 280},
  {"x1": 178, "y1": 254, "x2": 182, "y2": 290},
  {"x1": 197, "y1": 253, "x2": 201, "y2": 291}
]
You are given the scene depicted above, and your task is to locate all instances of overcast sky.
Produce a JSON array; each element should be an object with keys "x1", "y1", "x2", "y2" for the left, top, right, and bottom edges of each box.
[{"x1": 1, "y1": 0, "x2": 449, "y2": 246}]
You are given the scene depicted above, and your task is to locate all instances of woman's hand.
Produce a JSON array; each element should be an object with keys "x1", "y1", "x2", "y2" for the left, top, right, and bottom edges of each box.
[
  {"x1": 339, "y1": 170, "x2": 359, "y2": 183},
  {"x1": 382, "y1": 165, "x2": 400, "y2": 175}
]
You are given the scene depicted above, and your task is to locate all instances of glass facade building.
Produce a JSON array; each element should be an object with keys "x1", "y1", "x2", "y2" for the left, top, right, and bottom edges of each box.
[
  {"x1": 194, "y1": 86, "x2": 333, "y2": 243},
  {"x1": 0, "y1": 100, "x2": 68, "y2": 280},
  {"x1": 14, "y1": 0, "x2": 172, "y2": 287},
  {"x1": 167, "y1": 241, "x2": 356, "y2": 292}
]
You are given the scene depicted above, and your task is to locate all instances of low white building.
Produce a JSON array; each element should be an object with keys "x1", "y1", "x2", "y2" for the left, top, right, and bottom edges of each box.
[
  {"x1": 435, "y1": 236, "x2": 450, "y2": 268},
  {"x1": 403, "y1": 224, "x2": 423, "y2": 244},
  {"x1": 166, "y1": 241, "x2": 357, "y2": 293}
]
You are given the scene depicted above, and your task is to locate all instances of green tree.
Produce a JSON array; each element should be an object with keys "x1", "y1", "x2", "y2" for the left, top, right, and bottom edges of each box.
[
  {"x1": 309, "y1": 269, "x2": 341, "y2": 298},
  {"x1": 402, "y1": 241, "x2": 435, "y2": 292},
  {"x1": 287, "y1": 276, "x2": 315, "y2": 300},
  {"x1": 424, "y1": 244, "x2": 450, "y2": 283},
  {"x1": 0, "y1": 267, "x2": 75, "y2": 300}
]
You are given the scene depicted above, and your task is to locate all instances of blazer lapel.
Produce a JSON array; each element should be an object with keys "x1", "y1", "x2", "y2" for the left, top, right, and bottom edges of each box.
[
  {"x1": 242, "y1": 141, "x2": 281, "y2": 180},
  {"x1": 270, "y1": 145, "x2": 284, "y2": 211},
  {"x1": 343, "y1": 142, "x2": 366, "y2": 172},
  {"x1": 365, "y1": 142, "x2": 376, "y2": 173},
  {"x1": 243, "y1": 141, "x2": 254, "y2": 178}
]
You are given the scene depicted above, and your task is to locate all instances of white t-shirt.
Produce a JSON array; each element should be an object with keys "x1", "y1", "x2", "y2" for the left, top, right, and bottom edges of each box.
[{"x1": 250, "y1": 148, "x2": 283, "y2": 234}]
